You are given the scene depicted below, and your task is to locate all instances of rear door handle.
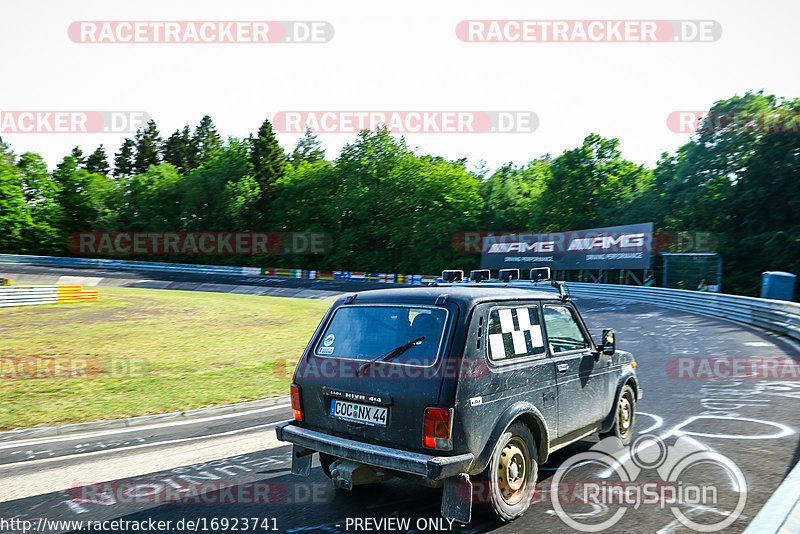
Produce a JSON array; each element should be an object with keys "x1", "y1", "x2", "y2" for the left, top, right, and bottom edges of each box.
[{"x1": 557, "y1": 364, "x2": 568, "y2": 372}]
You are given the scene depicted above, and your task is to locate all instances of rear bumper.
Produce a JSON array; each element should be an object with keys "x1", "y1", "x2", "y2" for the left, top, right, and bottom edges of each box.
[{"x1": 276, "y1": 422, "x2": 474, "y2": 481}]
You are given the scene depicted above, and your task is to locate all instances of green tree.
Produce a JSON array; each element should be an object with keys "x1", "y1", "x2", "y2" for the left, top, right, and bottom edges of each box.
[
  {"x1": 71, "y1": 146, "x2": 85, "y2": 167},
  {"x1": 164, "y1": 125, "x2": 194, "y2": 174},
  {"x1": 133, "y1": 120, "x2": 162, "y2": 174},
  {"x1": 16, "y1": 152, "x2": 63, "y2": 252},
  {"x1": 479, "y1": 159, "x2": 551, "y2": 230},
  {"x1": 248, "y1": 117, "x2": 287, "y2": 225},
  {"x1": 537, "y1": 134, "x2": 651, "y2": 231},
  {"x1": 114, "y1": 163, "x2": 184, "y2": 231},
  {"x1": 327, "y1": 128, "x2": 484, "y2": 272},
  {"x1": 0, "y1": 140, "x2": 31, "y2": 250},
  {"x1": 289, "y1": 127, "x2": 325, "y2": 167},
  {"x1": 181, "y1": 140, "x2": 253, "y2": 231},
  {"x1": 114, "y1": 138, "x2": 135, "y2": 177},
  {"x1": 84, "y1": 172, "x2": 119, "y2": 231},
  {"x1": 53, "y1": 155, "x2": 96, "y2": 231},
  {"x1": 191, "y1": 115, "x2": 222, "y2": 168},
  {"x1": 649, "y1": 91, "x2": 800, "y2": 294},
  {"x1": 85, "y1": 145, "x2": 110, "y2": 176}
]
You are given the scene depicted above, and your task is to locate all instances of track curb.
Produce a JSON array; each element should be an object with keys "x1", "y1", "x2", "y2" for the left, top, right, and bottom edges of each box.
[
  {"x1": 744, "y1": 458, "x2": 800, "y2": 533},
  {"x1": 0, "y1": 395, "x2": 290, "y2": 444}
]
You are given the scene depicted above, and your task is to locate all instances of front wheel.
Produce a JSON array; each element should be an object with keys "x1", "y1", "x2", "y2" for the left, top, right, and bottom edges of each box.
[
  {"x1": 600, "y1": 385, "x2": 636, "y2": 446},
  {"x1": 476, "y1": 422, "x2": 538, "y2": 522}
]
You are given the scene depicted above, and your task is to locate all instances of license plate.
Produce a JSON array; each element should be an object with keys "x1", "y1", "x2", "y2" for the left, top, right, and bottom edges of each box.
[{"x1": 330, "y1": 399, "x2": 388, "y2": 427}]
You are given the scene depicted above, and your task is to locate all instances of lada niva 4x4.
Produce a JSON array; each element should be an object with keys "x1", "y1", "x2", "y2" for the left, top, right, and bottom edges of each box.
[{"x1": 276, "y1": 269, "x2": 642, "y2": 523}]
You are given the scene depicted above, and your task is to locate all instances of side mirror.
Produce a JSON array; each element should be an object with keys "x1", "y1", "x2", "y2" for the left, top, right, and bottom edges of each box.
[{"x1": 600, "y1": 329, "x2": 615, "y2": 356}]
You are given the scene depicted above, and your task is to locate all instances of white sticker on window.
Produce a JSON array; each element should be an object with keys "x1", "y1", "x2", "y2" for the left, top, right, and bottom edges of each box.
[
  {"x1": 323, "y1": 334, "x2": 335, "y2": 346},
  {"x1": 498, "y1": 308, "x2": 515, "y2": 333},
  {"x1": 318, "y1": 346, "x2": 334, "y2": 355},
  {"x1": 516, "y1": 308, "x2": 532, "y2": 331},
  {"x1": 489, "y1": 333, "x2": 507, "y2": 360},
  {"x1": 511, "y1": 330, "x2": 527, "y2": 354},
  {"x1": 529, "y1": 327, "x2": 544, "y2": 348}
]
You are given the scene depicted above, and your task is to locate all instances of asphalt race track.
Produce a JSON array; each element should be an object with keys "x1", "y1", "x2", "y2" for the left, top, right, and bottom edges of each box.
[{"x1": 2, "y1": 279, "x2": 800, "y2": 533}]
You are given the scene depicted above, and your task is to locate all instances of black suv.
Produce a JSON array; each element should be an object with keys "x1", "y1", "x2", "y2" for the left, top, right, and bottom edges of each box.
[{"x1": 276, "y1": 271, "x2": 641, "y2": 523}]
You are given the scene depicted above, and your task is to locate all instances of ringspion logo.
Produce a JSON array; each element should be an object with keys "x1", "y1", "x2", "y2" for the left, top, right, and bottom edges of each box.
[
  {"x1": 273, "y1": 111, "x2": 538, "y2": 134},
  {"x1": 457, "y1": 20, "x2": 721, "y2": 43},
  {"x1": 68, "y1": 21, "x2": 333, "y2": 43},
  {"x1": 0, "y1": 111, "x2": 150, "y2": 134}
]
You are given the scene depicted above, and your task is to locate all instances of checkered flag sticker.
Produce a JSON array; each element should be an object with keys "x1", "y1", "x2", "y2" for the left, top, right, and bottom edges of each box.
[{"x1": 488, "y1": 308, "x2": 545, "y2": 360}]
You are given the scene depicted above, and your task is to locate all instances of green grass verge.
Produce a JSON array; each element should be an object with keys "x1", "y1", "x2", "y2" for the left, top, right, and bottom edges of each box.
[{"x1": 0, "y1": 286, "x2": 330, "y2": 430}]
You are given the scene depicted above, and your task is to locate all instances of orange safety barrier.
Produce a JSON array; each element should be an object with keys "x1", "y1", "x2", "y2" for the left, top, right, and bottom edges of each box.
[{"x1": 56, "y1": 285, "x2": 99, "y2": 303}]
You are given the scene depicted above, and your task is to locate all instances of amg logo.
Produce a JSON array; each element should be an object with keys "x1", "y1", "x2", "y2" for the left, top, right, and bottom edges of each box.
[
  {"x1": 567, "y1": 233, "x2": 645, "y2": 251},
  {"x1": 488, "y1": 241, "x2": 554, "y2": 253}
]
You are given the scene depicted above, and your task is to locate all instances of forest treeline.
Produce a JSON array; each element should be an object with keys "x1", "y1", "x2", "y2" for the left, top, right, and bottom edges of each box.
[{"x1": 0, "y1": 91, "x2": 798, "y2": 296}]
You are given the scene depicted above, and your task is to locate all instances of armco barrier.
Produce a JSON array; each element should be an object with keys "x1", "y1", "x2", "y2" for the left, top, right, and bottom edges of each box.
[
  {"x1": 1, "y1": 255, "x2": 797, "y2": 340},
  {"x1": 0, "y1": 285, "x2": 99, "y2": 307},
  {"x1": 0, "y1": 254, "x2": 262, "y2": 278},
  {"x1": 537, "y1": 281, "x2": 800, "y2": 342},
  {"x1": 0, "y1": 255, "x2": 421, "y2": 284}
]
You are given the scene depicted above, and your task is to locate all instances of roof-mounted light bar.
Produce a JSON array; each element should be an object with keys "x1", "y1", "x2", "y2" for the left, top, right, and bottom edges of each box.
[
  {"x1": 470, "y1": 269, "x2": 491, "y2": 282},
  {"x1": 441, "y1": 270, "x2": 464, "y2": 283},
  {"x1": 529, "y1": 267, "x2": 551, "y2": 283},
  {"x1": 498, "y1": 269, "x2": 520, "y2": 282}
]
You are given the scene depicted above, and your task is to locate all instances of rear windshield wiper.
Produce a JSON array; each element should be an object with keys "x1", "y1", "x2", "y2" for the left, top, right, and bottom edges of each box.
[{"x1": 356, "y1": 336, "x2": 425, "y2": 376}]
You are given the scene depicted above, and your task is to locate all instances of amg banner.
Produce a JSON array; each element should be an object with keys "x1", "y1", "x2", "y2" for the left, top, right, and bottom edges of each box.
[{"x1": 480, "y1": 223, "x2": 653, "y2": 271}]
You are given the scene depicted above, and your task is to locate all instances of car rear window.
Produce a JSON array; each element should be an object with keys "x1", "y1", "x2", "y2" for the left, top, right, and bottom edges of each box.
[{"x1": 314, "y1": 306, "x2": 447, "y2": 366}]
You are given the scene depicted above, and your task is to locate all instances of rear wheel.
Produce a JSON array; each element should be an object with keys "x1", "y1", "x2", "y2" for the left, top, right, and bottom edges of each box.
[
  {"x1": 476, "y1": 422, "x2": 538, "y2": 522},
  {"x1": 600, "y1": 385, "x2": 636, "y2": 446}
]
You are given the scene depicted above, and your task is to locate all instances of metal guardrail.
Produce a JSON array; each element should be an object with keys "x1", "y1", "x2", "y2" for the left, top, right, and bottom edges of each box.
[
  {"x1": 558, "y1": 282, "x2": 800, "y2": 342},
  {"x1": 0, "y1": 285, "x2": 99, "y2": 307},
  {"x1": 1, "y1": 254, "x2": 797, "y2": 341},
  {"x1": 0, "y1": 255, "x2": 424, "y2": 283},
  {"x1": 0, "y1": 254, "x2": 263, "y2": 277}
]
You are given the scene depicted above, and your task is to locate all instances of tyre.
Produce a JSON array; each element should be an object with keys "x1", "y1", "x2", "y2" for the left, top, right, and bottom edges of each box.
[
  {"x1": 476, "y1": 421, "x2": 538, "y2": 522},
  {"x1": 600, "y1": 384, "x2": 636, "y2": 446}
]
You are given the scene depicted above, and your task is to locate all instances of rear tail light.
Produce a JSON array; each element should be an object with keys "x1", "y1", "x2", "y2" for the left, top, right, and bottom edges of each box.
[
  {"x1": 290, "y1": 384, "x2": 303, "y2": 421},
  {"x1": 423, "y1": 407, "x2": 453, "y2": 450}
]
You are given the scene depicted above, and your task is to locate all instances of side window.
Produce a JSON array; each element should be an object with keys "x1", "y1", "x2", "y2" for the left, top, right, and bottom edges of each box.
[
  {"x1": 487, "y1": 306, "x2": 545, "y2": 362},
  {"x1": 543, "y1": 306, "x2": 590, "y2": 353}
]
